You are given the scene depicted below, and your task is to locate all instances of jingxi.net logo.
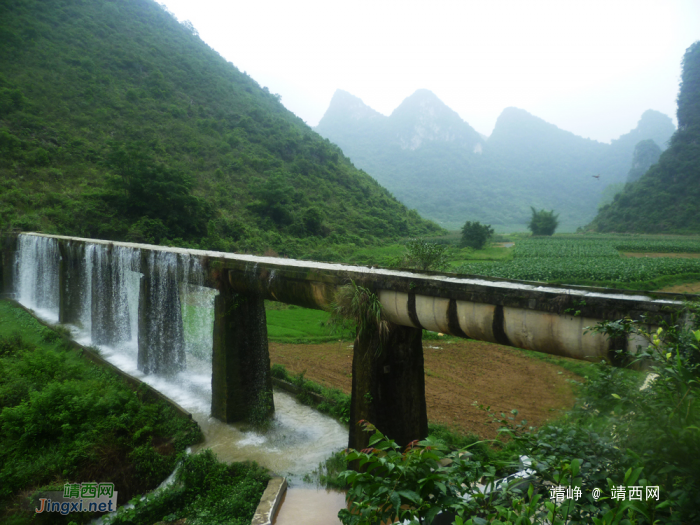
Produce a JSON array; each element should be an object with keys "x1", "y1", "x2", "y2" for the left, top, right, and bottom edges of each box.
[{"x1": 34, "y1": 482, "x2": 118, "y2": 515}]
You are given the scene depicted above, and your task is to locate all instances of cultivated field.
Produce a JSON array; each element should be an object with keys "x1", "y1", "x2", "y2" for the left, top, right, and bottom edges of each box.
[{"x1": 452, "y1": 234, "x2": 700, "y2": 290}]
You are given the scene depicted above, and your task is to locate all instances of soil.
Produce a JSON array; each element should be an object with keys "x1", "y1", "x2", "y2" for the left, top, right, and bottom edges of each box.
[
  {"x1": 269, "y1": 339, "x2": 580, "y2": 439},
  {"x1": 657, "y1": 282, "x2": 700, "y2": 293},
  {"x1": 622, "y1": 252, "x2": 700, "y2": 259}
]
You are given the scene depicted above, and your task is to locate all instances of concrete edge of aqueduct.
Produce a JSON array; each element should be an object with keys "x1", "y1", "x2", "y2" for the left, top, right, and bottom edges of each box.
[{"x1": 1, "y1": 232, "x2": 695, "y2": 451}]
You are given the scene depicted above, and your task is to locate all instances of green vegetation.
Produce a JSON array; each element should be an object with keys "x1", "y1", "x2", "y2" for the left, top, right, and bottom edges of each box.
[
  {"x1": 270, "y1": 364, "x2": 351, "y2": 425},
  {"x1": 626, "y1": 139, "x2": 663, "y2": 183},
  {"x1": 306, "y1": 423, "x2": 508, "y2": 491},
  {"x1": 0, "y1": 0, "x2": 441, "y2": 254},
  {"x1": 337, "y1": 308, "x2": 700, "y2": 524},
  {"x1": 0, "y1": 300, "x2": 203, "y2": 524},
  {"x1": 316, "y1": 89, "x2": 675, "y2": 232},
  {"x1": 105, "y1": 449, "x2": 269, "y2": 525},
  {"x1": 461, "y1": 221, "x2": 494, "y2": 249},
  {"x1": 455, "y1": 236, "x2": 700, "y2": 288},
  {"x1": 400, "y1": 238, "x2": 450, "y2": 271},
  {"x1": 591, "y1": 41, "x2": 700, "y2": 233},
  {"x1": 265, "y1": 303, "x2": 353, "y2": 344},
  {"x1": 329, "y1": 281, "x2": 387, "y2": 339},
  {"x1": 528, "y1": 207, "x2": 559, "y2": 236},
  {"x1": 261, "y1": 233, "x2": 700, "y2": 290},
  {"x1": 597, "y1": 182, "x2": 625, "y2": 209}
]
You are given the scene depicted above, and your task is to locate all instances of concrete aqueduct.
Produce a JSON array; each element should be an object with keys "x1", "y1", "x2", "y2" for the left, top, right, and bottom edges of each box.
[{"x1": 0, "y1": 232, "x2": 690, "y2": 451}]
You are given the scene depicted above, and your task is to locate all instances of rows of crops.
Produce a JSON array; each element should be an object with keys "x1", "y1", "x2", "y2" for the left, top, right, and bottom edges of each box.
[
  {"x1": 513, "y1": 238, "x2": 700, "y2": 259},
  {"x1": 456, "y1": 257, "x2": 700, "y2": 283},
  {"x1": 455, "y1": 236, "x2": 700, "y2": 284},
  {"x1": 613, "y1": 239, "x2": 700, "y2": 253},
  {"x1": 513, "y1": 240, "x2": 620, "y2": 259}
]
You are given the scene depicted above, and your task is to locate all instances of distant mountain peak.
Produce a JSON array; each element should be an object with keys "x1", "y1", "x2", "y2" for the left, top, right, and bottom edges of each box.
[
  {"x1": 494, "y1": 107, "x2": 562, "y2": 131},
  {"x1": 611, "y1": 109, "x2": 675, "y2": 151},
  {"x1": 389, "y1": 89, "x2": 481, "y2": 151},
  {"x1": 391, "y1": 89, "x2": 455, "y2": 119},
  {"x1": 317, "y1": 89, "x2": 384, "y2": 125},
  {"x1": 488, "y1": 106, "x2": 591, "y2": 151}
]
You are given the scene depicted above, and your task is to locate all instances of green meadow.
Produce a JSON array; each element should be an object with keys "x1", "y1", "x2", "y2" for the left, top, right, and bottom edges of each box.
[{"x1": 265, "y1": 303, "x2": 354, "y2": 343}]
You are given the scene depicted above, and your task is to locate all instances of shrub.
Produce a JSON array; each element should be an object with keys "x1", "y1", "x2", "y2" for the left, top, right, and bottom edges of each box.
[
  {"x1": 528, "y1": 207, "x2": 559, "y2": 236},
  {"x1": 337, "y1": 307, "x2": 700, "y2": 524},
  {"x1": 461, "y1": 221, "x2": 494, "y2": 249},
  {"x1": 401, "y1": 239, "x2": 449, "y2": 272}
]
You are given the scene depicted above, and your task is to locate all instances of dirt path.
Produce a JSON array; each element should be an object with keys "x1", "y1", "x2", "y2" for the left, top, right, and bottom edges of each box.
[
  {"x1": 657, "y1": 282, "x2": 700, "y2": 293},
  {"x1": 622, "y1": 252, "x2": 700, "y2": 258},
  {"x1": 269, "y1": 339, "x2": 579, "y2": 439}
]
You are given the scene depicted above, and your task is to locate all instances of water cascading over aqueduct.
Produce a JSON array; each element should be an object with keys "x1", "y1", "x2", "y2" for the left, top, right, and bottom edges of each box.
[{"x1": 0, "y1": 232, "x2": 690, "y2": 451}]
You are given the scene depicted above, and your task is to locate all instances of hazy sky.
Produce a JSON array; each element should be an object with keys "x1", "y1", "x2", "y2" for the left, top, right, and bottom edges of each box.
[{"x1": 159, "y1": 0, "x2": 698, "y2": 143}]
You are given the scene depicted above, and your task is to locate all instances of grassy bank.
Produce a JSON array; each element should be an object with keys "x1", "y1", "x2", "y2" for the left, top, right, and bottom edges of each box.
[
  {"x1": 104, "y1": 450, "x2": 269, "y2": 525},
  {"x1": 266, "y1": 301, "x2": 354, "y2": 343},
  {"x1": 0, "y1": 301, "x2": 268, "y2": 525}
]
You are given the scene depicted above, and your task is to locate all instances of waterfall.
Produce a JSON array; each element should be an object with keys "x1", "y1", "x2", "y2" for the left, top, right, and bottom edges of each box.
[
  {"x1": 89, "y1": 243, "x2": 140, "y2": 347},
  {"x1": 180, "y1": 254, "x2": 216, "y2": 362},
  {"x1": 59, "y1": 241, "x2": 91, "y2": 330},
  {"x1": 10, "y1": 234, "x2": 347, "y2": 483},
  {"x1": 138, "y1": 251, "x2": 187, "y2": 374},
  {"x1": 13, "y1": 234, "x2": 213, "y2": 376},
  {"x1": 15, "y1": 234, "x2": 60, "y2": 320}
]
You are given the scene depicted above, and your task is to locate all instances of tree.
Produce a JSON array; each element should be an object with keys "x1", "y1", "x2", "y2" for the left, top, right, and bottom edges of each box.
[
  {"x1": 528, "y1": 207, "x2": 559, "y2": 236},
  {"x1": 402, "y1": 239, "x2": 449, "y2": 272},
  {"x1": 303, "y1": 206, "x2": 324, "y2": 235},
  {"x1": 248, "y1": 171, "x2": 295, "y2": 226},
  {"x1": 461, "y1": 221, "x2": 494, "y2": 249},
  {"x1": 106, "y1": 142, "x2": 210, "y2": 240}
]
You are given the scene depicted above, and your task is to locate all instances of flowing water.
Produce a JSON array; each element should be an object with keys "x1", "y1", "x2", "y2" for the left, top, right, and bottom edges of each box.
[{"x1": 14, "y1": 234, "x2": 347, "y2": 523}]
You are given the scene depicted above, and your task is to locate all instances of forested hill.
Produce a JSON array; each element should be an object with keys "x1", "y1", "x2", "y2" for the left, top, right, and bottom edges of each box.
[
  {"x1": 590, "y1": 41, "x2": 700, "y2": 233},
  {"x1": 0, "y1": 0, "x2": 441, "y2": 256},
  {"x1": 315, "y1": 90, "x2": 675, "y2": 232}
]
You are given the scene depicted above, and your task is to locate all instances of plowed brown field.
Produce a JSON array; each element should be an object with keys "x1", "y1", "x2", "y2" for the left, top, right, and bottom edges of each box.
[{"x1": 269, "y1": 339, "x2": 580, "y2": 439}]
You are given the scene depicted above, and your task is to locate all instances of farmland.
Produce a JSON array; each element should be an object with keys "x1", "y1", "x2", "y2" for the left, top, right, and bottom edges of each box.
[
  {"x1": 452, "y1": 234, "x2": 700, "y2": 290},
  {"x1": 294, "y1": 234, "x2": 700, "y2": 291}
]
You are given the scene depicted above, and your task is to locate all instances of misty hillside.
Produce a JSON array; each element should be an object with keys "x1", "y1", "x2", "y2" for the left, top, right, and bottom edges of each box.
[
  {"x1": 316, "y1": 90, "x2": 675, "y2": 231},
  {"x1": 626, "y1": 140, "x2": 663, "y2": 183},
  {"x1": 0, "y1": 0, "x2": 441, "y2": 256},
  {"x1": 590, "y1": 41, "x2": 700, "y2": 233}
]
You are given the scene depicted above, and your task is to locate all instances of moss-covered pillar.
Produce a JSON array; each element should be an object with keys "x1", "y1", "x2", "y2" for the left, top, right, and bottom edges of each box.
[
  {"x1": 348, "y1": 325, "x2": 428, "y2": 453},
  {"x1": 211, "y1": 269, "x2": 274, "y2": 423},
  {"x1": 58, "y1": 242, "x2": 84, "y2": 325},
  {"x1": 137, "y1": 275, "x2": 151, "y2": 372},
  {"x1": 1, "y1": 233, "x2": 18, "y2": 296}
]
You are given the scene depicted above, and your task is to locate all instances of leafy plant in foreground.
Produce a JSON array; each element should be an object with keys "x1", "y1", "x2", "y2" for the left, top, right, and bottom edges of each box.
[{"x1": 337, "y1": 305, "x2": 700, "y2": 524}]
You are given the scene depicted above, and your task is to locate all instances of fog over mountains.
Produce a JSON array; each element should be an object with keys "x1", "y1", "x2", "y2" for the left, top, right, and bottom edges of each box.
[{"x1": 316, "y1": 89, "x2": 676, "y2": 231}]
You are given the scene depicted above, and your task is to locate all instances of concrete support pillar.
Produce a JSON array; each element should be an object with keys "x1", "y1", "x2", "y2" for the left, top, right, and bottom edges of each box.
[
  {"x1": 1, "y1": 233, "x2": 18, "y2": 296},
  {"x1": 137, "y1": 274, "x2": 186, "y2": 375},
  {"x1": 348, "y1": 324, "x2": 428, "y2": 452},
  {"x1": 58, "y1": 242, "x2": 83, "y2": 325},
  {"x1": 211, "y1": 270, "x2": 274, "y2": 423}
]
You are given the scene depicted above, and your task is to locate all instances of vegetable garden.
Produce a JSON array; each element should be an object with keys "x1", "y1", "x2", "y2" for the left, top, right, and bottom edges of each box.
[{"x1": 454, "y1": 235, "x2": 700, "y2": 287}]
